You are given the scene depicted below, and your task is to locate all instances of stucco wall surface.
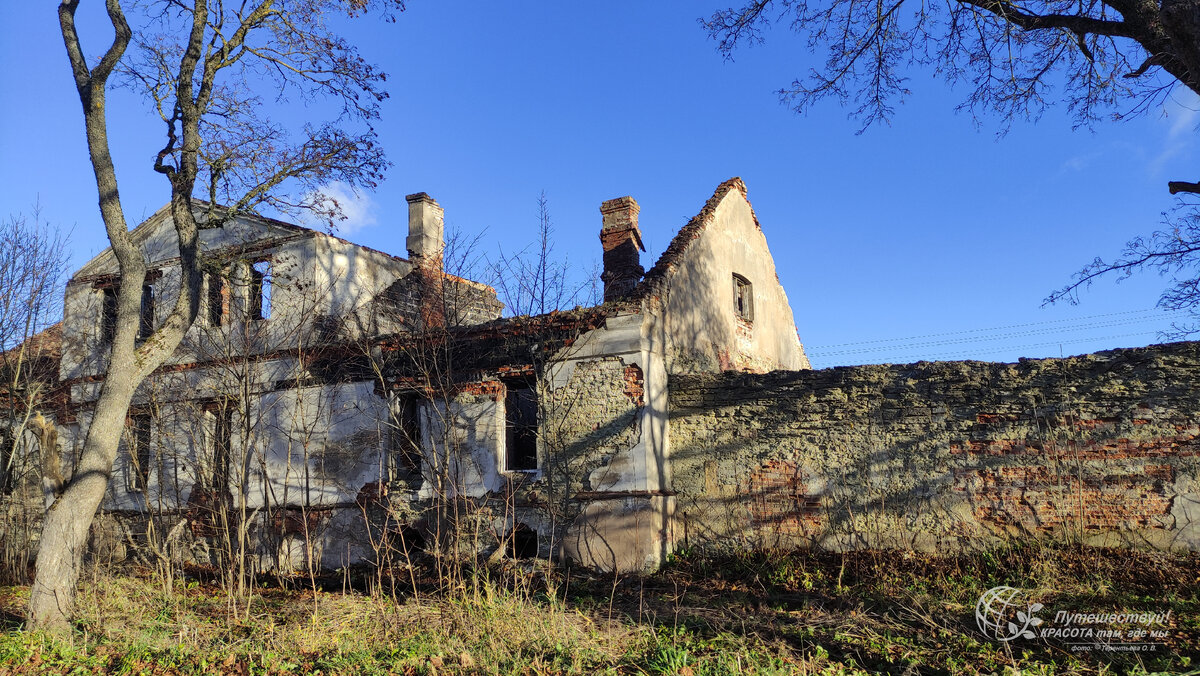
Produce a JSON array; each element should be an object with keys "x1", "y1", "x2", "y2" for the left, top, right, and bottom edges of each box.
[
  {"x1": 669, "y1": 342, "x2": 1200, "y2": 553},
  {"x1": 659, "y1": 189, "x2": 808, "y2": 374}
]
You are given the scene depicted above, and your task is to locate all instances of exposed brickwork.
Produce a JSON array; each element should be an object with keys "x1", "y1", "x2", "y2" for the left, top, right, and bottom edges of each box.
[
  {"x1": 622, "y1": 364, "x2": 645, "y2": 406},
  {"x1": 956, "y1": 465, "x2": 1175, "y2": 532},
  {"x1": 948, "y1": 435, "x2": 1200, "y2": 460},
  {"x1": 670, "y1": 342, "x2": 1200, "y2": 552},
  {"x1": 355, "y1": 480, "x2": 388, "y2": 508},
  {"x1": 747, "y1": 460, "x2": 824, "y2": 535},
  {"x1": 272, "y1": 507, "x2": 323, "y2": 536},
  {"x1": 456, "y1": 380, "x2": 504, "y2": 398},
  {"x1": 379, "y1": 267, "x2": 503, "y2": 331}
]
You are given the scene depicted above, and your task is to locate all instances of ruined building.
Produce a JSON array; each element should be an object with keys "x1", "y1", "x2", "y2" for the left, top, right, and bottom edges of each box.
[
  {"x1": 5, "y1": 177, "x2": 1199, "y2": 576},
  {"x1": 12, "y1": 178, "x2": 806, "y2": 573}
]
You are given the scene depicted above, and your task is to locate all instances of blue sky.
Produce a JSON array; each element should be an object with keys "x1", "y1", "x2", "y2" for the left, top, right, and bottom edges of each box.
[{"x1": 1, "y1": 2, "x2": 1197, "y2": 367}]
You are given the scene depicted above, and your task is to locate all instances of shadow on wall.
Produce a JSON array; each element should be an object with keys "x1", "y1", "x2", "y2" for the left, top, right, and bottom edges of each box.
[{"x1": 667, "y1": 343, "x2": 1200, "y2": 555}]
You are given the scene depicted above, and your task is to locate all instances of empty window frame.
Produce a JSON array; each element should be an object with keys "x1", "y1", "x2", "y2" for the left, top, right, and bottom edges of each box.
[
  {"x1": 125, "y1": 413, "x2": 153, "y2": 493},
  {"x1": 207, "y1": 405, "x2": 232, "y2": 493},
  {"x1": 732, "y1": 273, "x2": 753, "y2": 322},
  {"x1": 504, "y1": 382, "x2": 538, "y2": 472},
  {"x1": 206, "y1": 272, "x2": 226, "y2": 326},
  {"x1": 249, "y1": 259, "x2": 272, "y2": 320},
  {"x1": 390, "y1": 394, "x2": 423, "y2": 478},
  {"x1": 139, "y1": 284, "x2": 155, "y2": 340},
  {"x1": 100, "y1": 286, "x2": 118, "y2": 345}
]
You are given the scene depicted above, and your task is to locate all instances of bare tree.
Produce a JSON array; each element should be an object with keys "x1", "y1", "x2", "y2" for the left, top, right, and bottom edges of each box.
[
  {"x1": 703, "y1": 0, "x2": 1200, "y2": 139},
  {"x1": 488, "y1": 192, "x2": 599, "y2": 317},
  {"x1": 32, "y1": 0, "x2": 401, "y2": 633},
  {"x1": 1047, "y1": 207, "x2": 1200, "y2": 335},
  {"x1": 703, "y1": 1, "x2": 1200, "y2": 327},
  {"x1": 0, "y1": 210, "x2": 68, "y2": 584}
]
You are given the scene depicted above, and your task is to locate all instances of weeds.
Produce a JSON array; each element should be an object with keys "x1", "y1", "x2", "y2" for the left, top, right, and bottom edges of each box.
[{"x1": 0, "y1": 543, "x2": 1195, "y2": 674}]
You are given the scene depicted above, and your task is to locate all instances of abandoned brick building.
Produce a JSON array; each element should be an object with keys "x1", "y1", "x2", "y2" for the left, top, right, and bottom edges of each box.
[
  {"x1": 5, "y1": 177, "x2": 1200, "y2": 576},
  {"x1": 7, "y1": 178, "x2": 808, "y2": 573}
]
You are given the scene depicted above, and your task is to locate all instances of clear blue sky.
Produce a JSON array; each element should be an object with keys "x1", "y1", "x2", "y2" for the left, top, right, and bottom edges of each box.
[{"x1": 2, "y1": 2, "x2": 1196, "y2": 367}]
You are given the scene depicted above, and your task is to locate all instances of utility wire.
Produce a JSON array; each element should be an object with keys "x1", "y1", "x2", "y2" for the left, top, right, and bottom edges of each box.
[
  {"x1": 807, "y1": 307, "x2": 1185, "y2": 350},
  {"x1": 806, "y1": 313, "x2": 1187, "y2": 356},
  {"x1": 809, "y1": 330, "x2": 1166, "y2": 366}
]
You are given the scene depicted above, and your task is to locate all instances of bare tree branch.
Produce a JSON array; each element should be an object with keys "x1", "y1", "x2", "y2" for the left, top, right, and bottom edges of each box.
[{"x1": 30, "y1": 0, "x2": 404, "y2": 634}]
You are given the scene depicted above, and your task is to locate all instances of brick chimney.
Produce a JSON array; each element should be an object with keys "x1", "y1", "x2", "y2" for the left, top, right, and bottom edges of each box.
[
  {"x1": 405, "y1": 192, "x2": 446, "y2": 329},
  {"x1": 406, "y1": 192, "x2": 444, "y2": 269},
  {"x1": 599, "y1": 196, "x2": 645, "y2": 302}
]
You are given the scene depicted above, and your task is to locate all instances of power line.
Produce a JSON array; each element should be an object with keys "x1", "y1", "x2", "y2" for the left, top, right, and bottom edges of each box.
[
  {"x1": 809, "y1": 330, "x2": 1166, "y2": 366},
  {"x1": 806, "y1": 313, "x2": 1186, "y2": 356},
  {"x1": 806, "y1": 307, "x2": 1185, "y2": 350}
]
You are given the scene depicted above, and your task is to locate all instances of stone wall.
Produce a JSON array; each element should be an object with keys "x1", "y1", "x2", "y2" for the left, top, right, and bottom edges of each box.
[
  {"x1": 669, "y1": 342, "x2": 1200, "y2": 553},
  {"x1": 542, "y1": 356, "x2": 644, "y2": 498}
]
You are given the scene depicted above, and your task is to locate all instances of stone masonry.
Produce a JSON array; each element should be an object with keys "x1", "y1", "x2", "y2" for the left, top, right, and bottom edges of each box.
[{"x1": 669, "y1": 341, "x2": 1200, "y2": 553}]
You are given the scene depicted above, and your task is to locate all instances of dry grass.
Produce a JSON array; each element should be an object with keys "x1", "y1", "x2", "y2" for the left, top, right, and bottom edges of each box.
[{"x1": 0, "y1": 544, "x2": 1196, "y2": 674}]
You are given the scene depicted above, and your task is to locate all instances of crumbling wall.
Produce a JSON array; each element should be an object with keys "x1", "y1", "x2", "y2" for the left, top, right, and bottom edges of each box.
[
  {"x1": 542, "y1": 356, "x2": 644, "y2": 497},
  {"x1": 670, "y1": 342, "x2": 1200, "y2": 553},
  {"x1": 377, "y1": 271, "x2": 503, "y2": 331},
  {"x1": 643, "y1": 179, "x2": 809, "y2": 374}
]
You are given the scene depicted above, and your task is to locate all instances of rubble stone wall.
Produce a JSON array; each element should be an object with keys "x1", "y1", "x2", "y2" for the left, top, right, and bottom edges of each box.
[{"x1": 669, "y1": 342, "x2": 1200, "y2": 553}]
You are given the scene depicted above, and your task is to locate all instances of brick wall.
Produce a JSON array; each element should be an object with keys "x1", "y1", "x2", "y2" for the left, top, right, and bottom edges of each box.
[{"x1": 669, "y1": 342, "x2": 1200, "y2": 553}]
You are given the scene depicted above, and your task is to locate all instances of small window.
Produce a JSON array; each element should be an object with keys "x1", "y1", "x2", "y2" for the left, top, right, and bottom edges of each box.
[
  {"x1": 390, "y1": 394, "x2": 422, "y2": 478},
  {"x1": 207, "y1": 273, "x2": 225, "y2": 326},
  {"x1": 733, "y1": 274, "x2": 753, "y2": 322},
  {"x1": 100, "y1": 287, "x2": 118, "y2": 345},
  {"x1": 125, "y1": 413, "x2": 152, "y2": 493},
  {"x1": 139, "y1": 284, "x2": 155, "y2": 340},
  {"x1": 249, "y1": 259, "x2": 271, "y2": 320},
  {"x1": 505, "y1": 382, "x2": 538, "y2": 472}
]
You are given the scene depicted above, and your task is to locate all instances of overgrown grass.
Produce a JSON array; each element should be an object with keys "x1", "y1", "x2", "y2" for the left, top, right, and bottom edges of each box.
[{"x1": 0, "y1": 543, "x2": 1196, "y2": 674}]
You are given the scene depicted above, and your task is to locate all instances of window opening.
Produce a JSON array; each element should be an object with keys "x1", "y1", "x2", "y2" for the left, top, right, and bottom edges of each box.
[
  {"x1": 391, "y1": 394, "x2": 422, "y2": 477},
  {"x1": 505, "y1": 383, "x2": 537, "y2": 472},
  {"x1": 126, "y1": 413, "x2": 152, "y2": 493},
  {"x1": 209, "y1": 406, "x2": 232, "y2": 492},
  {"x1": 100, "y1": 287, "x2": 118, "y2": 344},
  {"x1": 397, "y1": 524, "x2": 426, "y2": 556},
  {"x1": 0, "y1": 428, "x2": 14, "y2": 495},
  {"x1": 733, "y1": 274, "x2": 753, "y2": 322},
  {"x1": 207, "y1": 272, "x2": 225, "y2": 326},
  {"x1": 249, "y1": 259, "x2": 271, "y2": 320},
  {"x1": 139, "y1": 284, "x2": 155, "y2": 339},
  {"x1": 508, "y1": 523, "x2": 538, "y2": 559}
]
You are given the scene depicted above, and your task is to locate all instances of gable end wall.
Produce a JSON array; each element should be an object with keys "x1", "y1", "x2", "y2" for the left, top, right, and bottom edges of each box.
[{"x1": 660, "y1": 191, "x2": 808, "y2": 374}]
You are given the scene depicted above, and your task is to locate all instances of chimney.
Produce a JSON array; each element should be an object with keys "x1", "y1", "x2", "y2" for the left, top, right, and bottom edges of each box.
[
  {"x1": 599, "y1": 196, "x2": 645, "y2": 302},
  {"x1": 406, "y1": 192, "x2": 444, "y2": 268}
]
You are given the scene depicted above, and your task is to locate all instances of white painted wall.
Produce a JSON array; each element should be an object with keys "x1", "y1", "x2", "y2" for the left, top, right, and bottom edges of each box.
[{"x1": 660, "y1": 190, "x2": 809, "y2": 374}]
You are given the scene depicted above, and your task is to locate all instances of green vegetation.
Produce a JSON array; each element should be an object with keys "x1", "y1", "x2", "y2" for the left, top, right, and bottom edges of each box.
[{"x1": 1, "y1": 544, "x2": 1196, "y2": 674}]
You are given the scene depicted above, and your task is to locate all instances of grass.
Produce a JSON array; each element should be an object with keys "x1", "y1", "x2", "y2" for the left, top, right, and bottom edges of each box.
[{"x1": 0, "y1": 543, "x2": 1197, "y2": 674}]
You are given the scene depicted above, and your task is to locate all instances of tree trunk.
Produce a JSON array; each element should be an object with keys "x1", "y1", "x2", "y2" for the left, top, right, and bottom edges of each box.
[{"x1": 27, "y1": 372, "x2": 139, "y2": 634}]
